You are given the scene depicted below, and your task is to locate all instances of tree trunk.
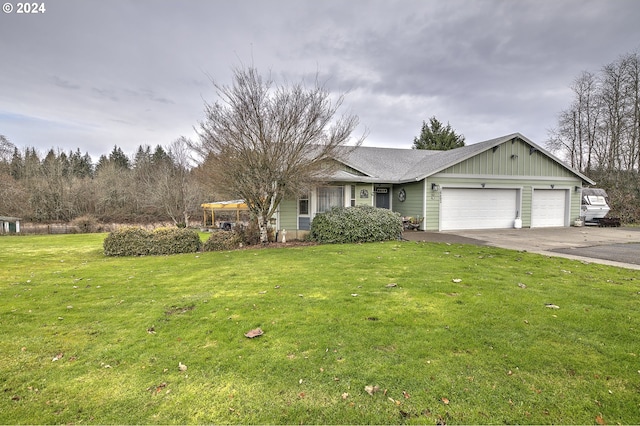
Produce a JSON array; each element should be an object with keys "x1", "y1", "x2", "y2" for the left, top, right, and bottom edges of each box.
[{"x1": 258, "y1": 214, "x2": 269, "y2": 244}]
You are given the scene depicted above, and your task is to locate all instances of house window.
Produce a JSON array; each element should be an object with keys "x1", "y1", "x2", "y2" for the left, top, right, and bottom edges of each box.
[
  {"x1": 298, "y1": 192, "x2": 310, "y2": 230},
  {"x1": 350, "y1": 185, "x2": 356, "y2": 206},
  {"x1": 317, "y1": 186, "x2": 344, "y2": 213},
  {"x1": 299, "y1": 193, "x2": 309, "y2": 215}
]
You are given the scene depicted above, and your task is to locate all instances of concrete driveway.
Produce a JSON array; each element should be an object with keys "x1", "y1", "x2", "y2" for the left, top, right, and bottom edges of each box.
[{"x1": 403, "y1": 227, "x2": 640, "y2": 270}]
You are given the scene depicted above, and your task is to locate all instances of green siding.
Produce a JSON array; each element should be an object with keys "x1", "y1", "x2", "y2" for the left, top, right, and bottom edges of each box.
[
  {"x1": 278, "y1": 199, "x2": 298, "y2": 231},
  {"x1": 425, "y1": 179, "x2": 441, "y2": 231},
  {"x1": 441, "y1": 138, "x2": 575, "y2": 178},
  {"x1": 521, "y1": 187, "x2": 532, "y2": 227},
  {"x1": 354, "y1": 184, "x2": 374, "y2": 206},
  {"x1": 393, "y1": 182, "x2": 424, "y2": 219}
]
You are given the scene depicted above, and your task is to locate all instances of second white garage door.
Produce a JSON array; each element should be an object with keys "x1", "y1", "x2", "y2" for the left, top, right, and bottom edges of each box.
[
  {"x1": 441, "y1": 188, "x2": 518, "y2": 231},
  {"x1": 531, "y1": 189, "x2": 567, "y2": 227}
]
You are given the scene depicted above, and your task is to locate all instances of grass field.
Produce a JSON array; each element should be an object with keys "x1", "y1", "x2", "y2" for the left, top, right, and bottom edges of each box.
[{"x1": 1, "y1": 233, "x2": 639, "y2": 424}]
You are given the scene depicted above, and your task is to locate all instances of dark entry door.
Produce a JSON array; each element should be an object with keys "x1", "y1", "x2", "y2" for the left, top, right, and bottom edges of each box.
[{"x1": 375, "y1": 190, "x2": 390, "y2": 209}]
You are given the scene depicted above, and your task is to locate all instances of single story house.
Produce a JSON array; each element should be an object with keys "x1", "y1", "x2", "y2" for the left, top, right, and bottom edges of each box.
[
  {"x1": 274, "y1": 133, "x2": 594, "y2": 239},
  {"x1": 0, "y1": 216, "x2": 21, "y2": 234}
]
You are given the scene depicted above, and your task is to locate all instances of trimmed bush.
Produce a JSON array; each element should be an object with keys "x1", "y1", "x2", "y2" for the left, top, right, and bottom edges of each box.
[
  {"x1": 202, "y1": 230, "x2": 242, "y2": 252},
  {"x1": 103, "y1": 227, "x2": 151, "y2": 256},
  {"x1": 309, "y1": 205, "x2": 403, "y2": 244},
  {"x1": 149, "y1": 227, "x2": 201, "y2": 255},
  {"x1": 103, "y1": 226, "x2": 201, "y2": 256}
]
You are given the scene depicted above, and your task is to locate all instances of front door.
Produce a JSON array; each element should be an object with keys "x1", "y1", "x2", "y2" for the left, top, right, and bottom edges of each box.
[{"x1": 375, "y1": 188, "x2": 390, "y2": 209}]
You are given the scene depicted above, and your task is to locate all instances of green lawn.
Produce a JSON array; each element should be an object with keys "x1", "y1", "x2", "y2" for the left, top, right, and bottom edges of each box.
[{"x1": 1, "y1": 233, "x2": 639, "y2": 424}]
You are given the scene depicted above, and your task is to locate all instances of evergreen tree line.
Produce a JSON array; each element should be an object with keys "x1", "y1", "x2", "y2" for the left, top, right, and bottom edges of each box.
[
  {"x1": 548, "y1": 51, "x2": 640, "y2": 223},
  {"x1": 0, "y1": 136, "x2": 208, "y2": 225}
]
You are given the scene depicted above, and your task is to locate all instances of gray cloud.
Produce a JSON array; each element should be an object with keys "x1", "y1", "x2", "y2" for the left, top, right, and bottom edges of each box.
[{"x1": 0, "y1": 0, "x2": 639, "y2": 158}]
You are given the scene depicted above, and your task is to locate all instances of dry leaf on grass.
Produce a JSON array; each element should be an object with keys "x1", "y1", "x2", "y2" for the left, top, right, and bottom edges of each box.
[
  {"x1": 388, "y1": 397, "x2": 401, "y2": 405},
  {"x1": 244, "y1": 328, "x2": 264, "y2": 338},
  {"x1": 364, "y1": 385, "x2": 380, "y2": 396},
  {"x1": 596, "y1": 414, "x2": 606, "y2": 425},
  {"x1": 147, "y1": 382, "x2": 167, "y2": 394},
  {"x1": 441, "y1": 397, "x2": 450, "y2": 405}
]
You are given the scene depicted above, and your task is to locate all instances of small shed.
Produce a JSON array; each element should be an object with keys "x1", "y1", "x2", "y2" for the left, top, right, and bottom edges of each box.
[
  {"x1": 201, "y1": 200, "x2": 250, "y2": 229},
  {"x1": 0, "y1": 216, "x2": 21, "y2": 234}
]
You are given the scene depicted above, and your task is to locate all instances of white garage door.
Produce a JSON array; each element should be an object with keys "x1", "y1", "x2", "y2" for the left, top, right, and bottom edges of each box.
[
  {"x1": 532, "y1": 189, "x2": 567, "y2": 227},
  {"x1": 441, "y1": 188, "x2": 518, "y2": 231}
]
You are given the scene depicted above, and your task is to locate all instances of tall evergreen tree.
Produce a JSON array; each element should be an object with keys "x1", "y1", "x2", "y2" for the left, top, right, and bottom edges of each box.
[
  {"x1": 108, "y1": 146, "x2": 131, "y2": 170},
  {"x1": 10, "y1": 147, "x2": 23, "y2": 179},
  {"x1": 412, "y1": 116, "x2": 465, "y2": 150}
]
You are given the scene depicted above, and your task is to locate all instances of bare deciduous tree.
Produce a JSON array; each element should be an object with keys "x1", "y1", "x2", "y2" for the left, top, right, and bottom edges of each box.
[
  {"x1": 155, "y1": 137, "x2": 203, "y2": 227},
  {"x1": 548, "y1": 51, "x2": 640, "y2": 172},
  {"x1": 0, "y1": 135, "x2": 13, "y2": 160},
  {"x1": 548, "y1": 51, "x2": 640, "y2": 224},
  {"x1": 547, "y1": 71, "x2": 601, "y2": 171},
  {"x1": 192, "y1": 66, "x2": 365, "y2": 243}
]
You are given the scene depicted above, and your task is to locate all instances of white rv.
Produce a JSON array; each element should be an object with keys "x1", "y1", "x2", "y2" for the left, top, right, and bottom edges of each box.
[{"x1": 580, "y1": 188, "x2": 611, "y2": 224}]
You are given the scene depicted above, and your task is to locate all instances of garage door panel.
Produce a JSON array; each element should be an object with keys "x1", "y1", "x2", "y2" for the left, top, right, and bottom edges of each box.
[
  {"x1": 441, "y1": 188, "x2": 518, "y2": 231},
  {"x1": 532, "y1": 190, "x2": 566, "y2": 227}
]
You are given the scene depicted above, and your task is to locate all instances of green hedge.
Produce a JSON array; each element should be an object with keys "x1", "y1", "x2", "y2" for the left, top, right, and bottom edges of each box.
[
  {"x1": 309, "y1": 205, "x2": 403, "y2": 244},
  {"x1": 202, "y1": 231, "x2": 242, "y2": 252},
  {"x1": 103, "y1": 227, "x2": 201, "y2": 256}
]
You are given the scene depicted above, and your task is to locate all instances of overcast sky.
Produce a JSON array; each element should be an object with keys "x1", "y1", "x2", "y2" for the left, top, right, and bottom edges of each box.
[{"x1": 1, "y1": 0, "x2": 639, "y2": 160}]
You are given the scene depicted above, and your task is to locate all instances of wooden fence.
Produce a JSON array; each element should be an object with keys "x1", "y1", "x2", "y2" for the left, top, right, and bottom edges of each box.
[{"x1": 17, "y1": 222, "x2": 176, "y2": 235}]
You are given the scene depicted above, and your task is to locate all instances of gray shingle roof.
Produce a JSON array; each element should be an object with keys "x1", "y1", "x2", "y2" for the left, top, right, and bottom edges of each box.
[
  {"x1": 337, "y1": 146, "x2": 436, "y2": 181},
  {"x1": 333, "y1": 133, "x2": 594, "y2": 184}
]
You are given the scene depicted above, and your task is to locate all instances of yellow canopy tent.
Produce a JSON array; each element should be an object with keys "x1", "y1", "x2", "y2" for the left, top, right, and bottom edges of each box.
[{"x1": 201, "y1": 200, "x2": 249, "y2": 228}]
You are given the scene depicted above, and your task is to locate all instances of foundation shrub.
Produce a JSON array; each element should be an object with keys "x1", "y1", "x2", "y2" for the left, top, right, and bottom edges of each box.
[
  {"x1": 234, "y1": 221, "x2": 276, "y2": 245},
  {"x1": 309, "y1": 205, "x2": 403, "y2": 243},
  {"x1": 234, "y1": 222, "x2": 262, "y2": 246}
]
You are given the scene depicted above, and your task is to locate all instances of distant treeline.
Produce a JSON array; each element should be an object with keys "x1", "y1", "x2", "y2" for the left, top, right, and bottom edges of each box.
[{"x1": 0, "y1": 136, "x2": 211, "y2": 225}]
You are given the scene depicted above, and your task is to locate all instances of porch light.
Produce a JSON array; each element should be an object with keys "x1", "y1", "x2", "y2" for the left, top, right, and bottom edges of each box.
[{"x1": 431, "y1": 183, "x2": 439, "y2": 191}]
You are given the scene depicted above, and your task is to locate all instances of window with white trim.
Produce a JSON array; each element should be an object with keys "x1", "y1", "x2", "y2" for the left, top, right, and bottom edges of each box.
[
  {"x1": 317, "y1": 186, "x2": 344, "y2": 213},
  {"x1": 299, "y1": 192, "x2": 309, "y2": 215}
]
